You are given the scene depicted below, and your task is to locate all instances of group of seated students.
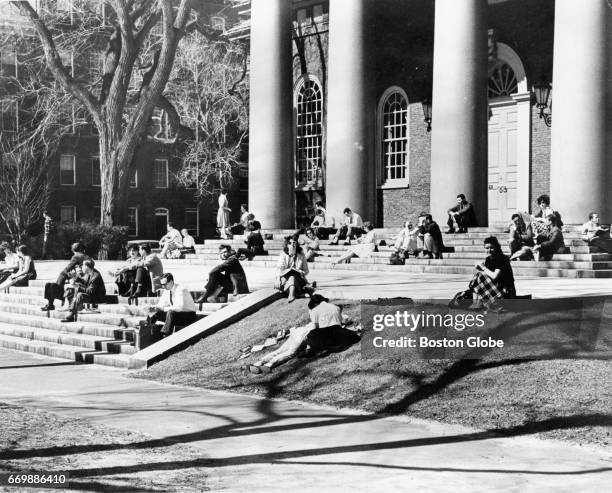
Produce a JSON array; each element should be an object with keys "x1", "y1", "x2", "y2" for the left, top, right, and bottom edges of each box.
[
  {"x1": 0, "y1": 243, "x2": 37, "y2": 290},
  {"x1": 392, "y1": 213, "x2": 445, "y2": 260},
  {"x1": 159, "y1": 224, "x2": 197, "y2": 259},
  {"x1": 109, "y1": 243, "x2": 164, "y2": 297}
]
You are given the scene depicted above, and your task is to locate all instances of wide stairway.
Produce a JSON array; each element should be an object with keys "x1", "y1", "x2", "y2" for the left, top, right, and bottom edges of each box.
[
  {"x1": 193, "y1": 226, "x2": 612, "y2": 278},
  {"x1": 0, "y1": 280, "x2": 229, "y2": 368}
]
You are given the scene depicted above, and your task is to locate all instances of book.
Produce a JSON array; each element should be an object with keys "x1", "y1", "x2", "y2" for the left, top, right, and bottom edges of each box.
[{"x1": 281, "y1": 268, "x2": 302, "y2": 279}]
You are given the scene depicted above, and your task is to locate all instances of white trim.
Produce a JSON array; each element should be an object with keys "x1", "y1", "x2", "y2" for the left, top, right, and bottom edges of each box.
[
  {"x1": 152, "y1": 158, "x2": 169, "y2": 188},
  {"x1": 377, "y1": 86, "x2": 410, "y2": 187},
  {"x1": 59, "y1": 154, "x2": 76, "y2": 186},
  {"x1": 129, "y1": 169, "x2": 138, "y2": 188},
  {"x1": 511, "y1": 92, "x2": 532, "y2": 212},
  {"x1": 127, "y1": 207, "x2": 139, "y2": 237},
  {"x1": 492, "y1": 42, "x2": 527, "y2": 94}
]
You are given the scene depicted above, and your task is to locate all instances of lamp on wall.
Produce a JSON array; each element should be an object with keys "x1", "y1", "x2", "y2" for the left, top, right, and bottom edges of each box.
[
  {"x1": 421, "y1": 99, "x2": 432, "y2": 132},
  {"x1": 533, "y1": 81, "x2": 552, "y2": 127}
]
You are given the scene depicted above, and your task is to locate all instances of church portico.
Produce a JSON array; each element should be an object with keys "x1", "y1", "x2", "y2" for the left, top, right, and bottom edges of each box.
[{"x1": 245, "y1": 0, "x2": 611, "y2": 229}]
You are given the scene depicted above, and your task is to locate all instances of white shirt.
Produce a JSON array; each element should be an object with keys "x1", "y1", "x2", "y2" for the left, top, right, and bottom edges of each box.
[
  {"x1": 157, "y1": 283, "x2": 197, "y2": 312},
  {"x1": 344, "y1": 212, "x2": 363, "y2": 228},
  {"x1": 310, "y1": 301, "x2": 342, "y2": 328},
  {"x1": 182, "y1": 234, "x2": 196, "y2": 248},
  {"x1": 161, "y1": 228, "x2": 183, "y2": 247}
]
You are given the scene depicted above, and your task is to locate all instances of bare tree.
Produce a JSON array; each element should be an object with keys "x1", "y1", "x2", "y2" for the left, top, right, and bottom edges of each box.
[
  {"x1": 0, "y1": 136, "x2": 50, "y2": 244},
  {"x1": 169, "y1": 31, "x2": 248, "y2": 199},
  {"x1": 8, "y1": 0, "x2": 215, "y2": 226}
]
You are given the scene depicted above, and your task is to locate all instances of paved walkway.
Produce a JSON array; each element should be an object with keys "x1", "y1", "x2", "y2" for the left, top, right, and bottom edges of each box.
[
  {"x1": 33, "y1": 261, "x2": 612, "y2": 301},
  {"x1": 1, "y1": 349, "x2": 610, "y2": 492}
]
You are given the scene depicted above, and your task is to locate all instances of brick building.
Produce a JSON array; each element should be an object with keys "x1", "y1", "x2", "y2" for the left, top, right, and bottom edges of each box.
[
  {"x1": 243, "y1": 0, "x2": 611, "y2": 229},
  {"x1": 0, "y1": 0, "x2": 247, "y2": 242}
]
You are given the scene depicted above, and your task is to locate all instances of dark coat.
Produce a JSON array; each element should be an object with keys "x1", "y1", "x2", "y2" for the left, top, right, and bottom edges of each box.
[
  {"x1": 420, "y1": 221, "x2": 445, "y2": 250},
  {"x1": 209, "y1": 255, "x2": 249, "y2": 294},
  {"x1": 57, "y1": 252, "x2": 89, "y2": 285},
  {"x1": 83, "y1": 269, "x2": 107, "y2": 302},
  {"x1": 448, "y1": 201, "x2": 477, "y2": 226}
]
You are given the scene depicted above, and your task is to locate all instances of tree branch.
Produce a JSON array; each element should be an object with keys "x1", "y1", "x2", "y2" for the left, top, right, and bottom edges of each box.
[{"x1": 10, "y1": 1, "x2": 100, "y2": 120}]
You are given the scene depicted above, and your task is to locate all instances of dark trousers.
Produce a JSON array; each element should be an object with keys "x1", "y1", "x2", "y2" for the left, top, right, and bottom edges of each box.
[
  {"x1": 134, "y1": 267, "x2": 153, "y2": 295},
  {"x1": 44, "y1": 281, "x2": 64, "y2": 307},
  {"x1": 306, "y1": 325, "x2": 360, "y2": 353},
  {"x1": 335, "y1": 225, "x2": 365, "y2": 241},
  {"x1": 151, "y1": 309, "x2": 197, "y2": 336},
  {"x1": 202, "y1": 271, "x2": 231, "y2": 300},
  {"x1": 447, "y1": 213, "x2": 472, "y2": 231}
]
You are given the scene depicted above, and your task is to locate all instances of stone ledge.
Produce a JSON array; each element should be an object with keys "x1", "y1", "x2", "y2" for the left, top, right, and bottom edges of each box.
[{"x1": 128, "y1": 288, "x2": 283, "y2": 370}]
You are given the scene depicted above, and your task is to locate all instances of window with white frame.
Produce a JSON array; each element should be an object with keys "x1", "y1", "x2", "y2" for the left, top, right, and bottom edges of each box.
[
  {"x1": 184, "y1": 208, "x2": 199, "y2": 237},
  {"x1": 295, "y1": 77, "x2": 323, "y2": 186},
  {"x1": 127, "y1": 207, "x2": 138, "y2": 236},
  {"x1": 91, "y1": 156, "x2": 100, "y2": 186},
  {"x1": 380, "y1": 88, "x2": 409, "y2": 183},
  {"x1": 210, "y1": 16, "x2": 226, "y2": 32},
  {"x1": 152, "y1": 158, "x2": 168, "y2": 188},
  {"x1": 129, "y1": 168, "x2": 138, "y2": 188},
  {"x1": 60, "y1": 205, "x2": 76, "y2": 223},
  {"x1": 60, "y1": 154, "x2": 76, "y2": 186}
]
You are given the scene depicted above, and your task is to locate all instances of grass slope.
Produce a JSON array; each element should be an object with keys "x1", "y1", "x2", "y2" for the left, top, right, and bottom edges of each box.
[{"x1": 134, "y1": 299, "x2": 612, "y2": 448}]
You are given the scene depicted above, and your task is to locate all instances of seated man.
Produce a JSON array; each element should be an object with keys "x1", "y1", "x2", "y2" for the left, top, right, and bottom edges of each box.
[
  {"x1": 533, "y1": 214, "x2": 565, "y2": 261},
  {"x1": 446, "y1": 194, "x2": 476, "y2": 234},
  {"x1": 180, "y1": 228, "x2": 196, "y2": 254},
  {"x1": 581, "y1": 212, "x2": 612, "y2": 254},
  {"x1": 508, "y1": 213, "x2": 534, "y2": 260},
  {"x1": 418, "y1": 214, "x2": 444, "y2": 259},
  {"x1": 310, "y1": 208, "x2": 336, "y2": 239},
  {"x1": 147, "y1": 273, "x2": 197, "y2": 337},
  {"x1": 134, "y1": 243, "x2": 164, "y2": 296},
  {"x1": 41, "y1": 242, "x2": 89, "y2": 311},
  {"x1": 61, "y1": 259, "x2": 107, "y2": 322},
  {"x1": 110, "y1": 246, "x2": 141, "y2": 296},
  {"x1": 196, "y1": 244, "x2": 249, "y2": 303},
  {"x1": 329, "y1": 208, "x2": 365, "y2": 245},
  {"x1": 0, "y1": 243, "x2": 19, "y2": 284},
  {"x1": 159, "y1": 223, "x2": 183, "y2": 259},
  {"x1": 467, "y1": 236, "x2": 516, "y2": 311}
]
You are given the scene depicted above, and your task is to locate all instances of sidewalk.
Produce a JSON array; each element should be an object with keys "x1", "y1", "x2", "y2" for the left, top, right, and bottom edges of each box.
[{"x1": 1, "y1": 349, "x2": 610, "y2": 492}]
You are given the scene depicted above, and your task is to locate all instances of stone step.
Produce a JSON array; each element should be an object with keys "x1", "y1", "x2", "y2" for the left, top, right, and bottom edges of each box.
[
  {"x1": 0, "y1": 310, "x2": 134, "y2": 340},
  {"x1": 0, "y1": 332, "x2": 131, "y2": 368},
  {"x1": 0, "y1": 321, "x2": 136, "y2": 355},
  {"x1": 0, "y1": 301, "x2": 144, "y2": 328},
  {"x1": 452, "y1": 245, "x2": 596, "y2": 254},
  {"x1": 28, "y1": 279, "x2": 118, "y2": 293}
]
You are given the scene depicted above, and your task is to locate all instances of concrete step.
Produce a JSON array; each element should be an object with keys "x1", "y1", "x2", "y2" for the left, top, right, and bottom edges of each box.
[
  {"x1": 0, "y1": 310, "x2": 134, "y2": 339},
  {"x1": 28, "y1": 279, "x2": 118, "y2": 293},
  {"x1": 0, "y1": 332, "x2": 131, "y2": 368},
  {"x1": 0, "y1": 321, "x2": 136, "y2": 355}
]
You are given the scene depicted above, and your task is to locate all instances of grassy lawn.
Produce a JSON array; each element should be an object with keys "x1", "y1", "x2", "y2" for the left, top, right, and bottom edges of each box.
[
  {"x1": 133, "y1": 299, "x2": 612, "y2": 448},
  {"x1": 0, "y1": 402, "x2": 211, "y2": 492}
]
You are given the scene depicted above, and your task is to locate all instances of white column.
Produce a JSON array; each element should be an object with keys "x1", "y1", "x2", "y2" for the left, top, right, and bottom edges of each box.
[
  {"x1": 430, "y1": 0, "x2": 489, "y2": 226},
  {"x1": 326, "y1": 0, "x2": 375, "y2": 223},
  {"x1": 248, "y1": 0, "x2": 294, "y2": 228},
  {"x1": 550, "y1": 0, "x2": 610, "y2": 224}
]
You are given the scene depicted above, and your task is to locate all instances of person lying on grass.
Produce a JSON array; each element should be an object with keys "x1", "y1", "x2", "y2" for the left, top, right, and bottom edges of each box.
[{"x1": 248, "y1": 295, "x2": 360, "y2": 374}]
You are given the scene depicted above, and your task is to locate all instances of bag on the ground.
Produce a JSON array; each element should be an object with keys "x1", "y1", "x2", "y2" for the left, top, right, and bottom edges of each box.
[
  {"x1": 135, "y1": 321, "x2": 162, "y2": 350},
  {"x1": 389, "y1": 252, "x2": 405, "y2": 265},
  {"x1": 449, "y1": 289, "x2": 473, "y2": 309}
]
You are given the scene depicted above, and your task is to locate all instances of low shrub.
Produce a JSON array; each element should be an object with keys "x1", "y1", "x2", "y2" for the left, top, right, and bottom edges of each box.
[{"x1": 45, "y1": 221, "x2": 128, "y2": 260}]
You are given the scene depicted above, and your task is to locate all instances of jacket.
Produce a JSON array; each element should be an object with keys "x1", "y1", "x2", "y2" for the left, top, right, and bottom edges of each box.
[{"x1": 83, "y1": 269, "x2": 107, "y2": 302}]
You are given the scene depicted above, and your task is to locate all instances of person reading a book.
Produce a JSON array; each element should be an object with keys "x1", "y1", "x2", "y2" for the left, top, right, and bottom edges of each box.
[
  {"x1": 147, "y1": 273, "x2": 197, "y2": 337},
  {"x1": 275, "y1": 237, "x2": 312, "y2": 303},
  {"x1": 581, "y1": 212, "x2": 612, "y2": 253}
]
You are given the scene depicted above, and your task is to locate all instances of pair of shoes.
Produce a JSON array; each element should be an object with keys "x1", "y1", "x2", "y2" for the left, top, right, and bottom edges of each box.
[
  {"x1": 61, "y1": 312, "x2": 76, "y2": 323},
  {"x1": 343, "y1": 240, "x2": 351, "y2": 245},
  {"x1": 40, "y1": 305, "x2": 54, "y2": 311}
]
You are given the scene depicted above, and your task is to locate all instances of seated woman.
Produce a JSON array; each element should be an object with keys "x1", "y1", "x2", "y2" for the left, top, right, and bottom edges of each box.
[
  {"x1": 109, "y1": 246, "x2": 141, "y2": 296},
  {"x1": 467, "y1": 236, "x2": 516, "y2": 310},
  {"x1": 302, "y1": 228, "x2": 320, "y2": 262},
  {"x1": 533, "y1": 214, "x2": 565, "y2": 261},
  {"x1": 275, "y1": 237, "x2": 312, "y2": 303},
  {"x1": 248, "y1": 294, "x2": 358, "y2": 374},
  {"x1": 237, "y1": 215, "x2": 265, "y2": 260},
  {"x1": 180, "y1": 228, "x2": 196, "y2": 255},
  {"x1": 0, "y1": 245, "x2": 36, "y2": 290},
  {"x1": 392, "y1": 220, "x2": 419, "y2": 258},
  {"x1": 332, "y1": 222, "x2": 377, "y2": 265},
  {"x1": 0, "y1": 243, "x2": 18, "y2": 284},
  {"x1": 531, "y1": 194, "x2": 563, "y2": 240}
]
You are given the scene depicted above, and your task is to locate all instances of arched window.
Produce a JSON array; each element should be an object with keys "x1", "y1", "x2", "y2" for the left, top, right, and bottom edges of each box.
[
  {"x1": 379, "y1": 88, "x2": 409, "y2": 183},
  {"x1": 295, "y1": 76, "x2": 323, "y2": 186},
  {"x1": 488, "y1": 63, "x2": 518, "y2": 98}
]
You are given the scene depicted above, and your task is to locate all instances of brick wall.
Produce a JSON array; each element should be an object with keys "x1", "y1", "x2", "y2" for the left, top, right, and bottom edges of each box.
[
  {"x1": 530, "y1": 104, "x2": 551, "y2": 213},
  {"x1": 380, "y1": 103, "x2": 431, "y2": 226}
]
